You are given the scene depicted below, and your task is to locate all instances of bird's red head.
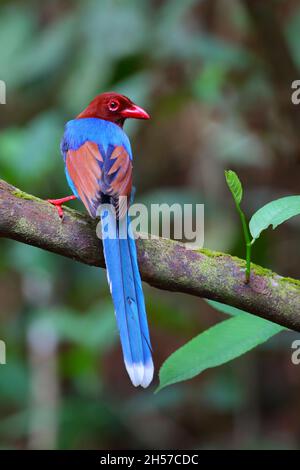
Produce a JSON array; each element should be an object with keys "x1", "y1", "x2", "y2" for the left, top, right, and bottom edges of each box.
[{"x1": 77, "y1": 92, "x2": 150, "y2": 127}]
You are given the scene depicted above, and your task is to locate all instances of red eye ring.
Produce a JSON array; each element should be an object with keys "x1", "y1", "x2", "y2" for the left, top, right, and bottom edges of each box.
[{"x1": 108, "y1": 100, "x2": 119, "y2": 112}]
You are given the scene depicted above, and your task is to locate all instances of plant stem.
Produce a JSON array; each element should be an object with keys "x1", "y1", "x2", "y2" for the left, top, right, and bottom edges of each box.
[{"x1": 236, "y1": 204, "x2": 252, "y2": 283}]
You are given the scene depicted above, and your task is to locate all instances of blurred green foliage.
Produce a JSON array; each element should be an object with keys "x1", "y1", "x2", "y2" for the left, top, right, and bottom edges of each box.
[{"x1": 0, "y1": 0, "x2": 300, "y2": 450}]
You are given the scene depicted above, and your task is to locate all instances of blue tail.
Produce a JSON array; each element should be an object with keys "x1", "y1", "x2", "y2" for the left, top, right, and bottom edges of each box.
[{"x1": 100, "y1": 206, "x2": 153, "y2": 387}]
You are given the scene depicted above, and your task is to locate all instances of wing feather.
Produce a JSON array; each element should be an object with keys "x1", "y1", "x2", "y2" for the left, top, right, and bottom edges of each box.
[{"x1": 66, "y1": 141, "x2": 132, "y2": 218}]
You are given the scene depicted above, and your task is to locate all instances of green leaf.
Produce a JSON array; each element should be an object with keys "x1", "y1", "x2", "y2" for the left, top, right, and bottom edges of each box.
[
  {"x1": 225, "y1": 170, "x2": 243, "y2": 205},
  {"x1": 249, "y1": 195, "x2": 300, "y2": 240},
  {"x1": 224, "y1": 169, "x2": 252, "y2": 282},
  {"x1": 206, "y1": 299, "x2": 244, "y2": 316},
  {"x1": 157, "y1": 313, "x2": 284, "y2": 392}
]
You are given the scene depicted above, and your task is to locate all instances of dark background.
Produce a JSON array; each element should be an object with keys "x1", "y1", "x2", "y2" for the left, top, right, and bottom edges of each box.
[{"x1": 0, "y1": 0, "x2": 300, "y2": 450}]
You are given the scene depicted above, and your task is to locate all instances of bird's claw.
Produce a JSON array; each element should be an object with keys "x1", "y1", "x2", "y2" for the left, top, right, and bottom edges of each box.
[
  {"x1": 47, "y1": 199, "x2": 65, "y2": 220},
  {"x1": 47, "y1": 195, "x2": 76, "y2": 220}
]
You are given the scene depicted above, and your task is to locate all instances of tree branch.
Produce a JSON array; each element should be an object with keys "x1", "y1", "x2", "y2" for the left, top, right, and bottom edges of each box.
[{"x1": 0, "y1": 179, "x2": 299, "y2": 331}]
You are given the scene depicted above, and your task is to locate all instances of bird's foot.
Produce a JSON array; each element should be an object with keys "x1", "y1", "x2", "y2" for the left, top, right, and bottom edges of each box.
[{"x1": 47, "y1": 195, "x2": 77, "y2": 220}]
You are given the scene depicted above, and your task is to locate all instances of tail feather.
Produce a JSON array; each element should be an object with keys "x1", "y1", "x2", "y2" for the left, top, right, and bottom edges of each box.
[{"x1": 101, "y1": 206, "x2": 154, "y2": 387}]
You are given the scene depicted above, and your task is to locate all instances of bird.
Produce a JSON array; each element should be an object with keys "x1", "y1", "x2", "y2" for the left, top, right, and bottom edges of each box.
[{"x1": 48, "y1": 92, "x2": 153, "y2": 387}]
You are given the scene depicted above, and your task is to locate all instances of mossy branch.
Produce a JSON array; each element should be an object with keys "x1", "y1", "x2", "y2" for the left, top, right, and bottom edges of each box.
[{"x1": 0, "y1": 179, "x2": 300, "y2": 331}]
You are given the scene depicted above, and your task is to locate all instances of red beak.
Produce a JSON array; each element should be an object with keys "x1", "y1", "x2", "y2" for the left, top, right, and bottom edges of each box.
[{"x1": 121, "y1": 103, "x2": 150, "y2": 120}]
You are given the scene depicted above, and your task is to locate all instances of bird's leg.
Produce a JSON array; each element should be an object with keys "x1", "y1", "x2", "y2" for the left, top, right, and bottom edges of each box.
[{"x1": 47, "y1": 195, "x2": 77, "y2": 219}]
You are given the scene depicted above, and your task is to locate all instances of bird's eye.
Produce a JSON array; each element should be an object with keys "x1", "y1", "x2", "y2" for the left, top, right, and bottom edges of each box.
[{"x1": 109, "y1": 100, "x2": 119, "y2": 112}]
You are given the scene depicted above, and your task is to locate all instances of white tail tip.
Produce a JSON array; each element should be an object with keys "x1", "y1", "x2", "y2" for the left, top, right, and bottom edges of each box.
[{"x1": 125, "y1": 358, "x2": 154, "y2": 388}]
